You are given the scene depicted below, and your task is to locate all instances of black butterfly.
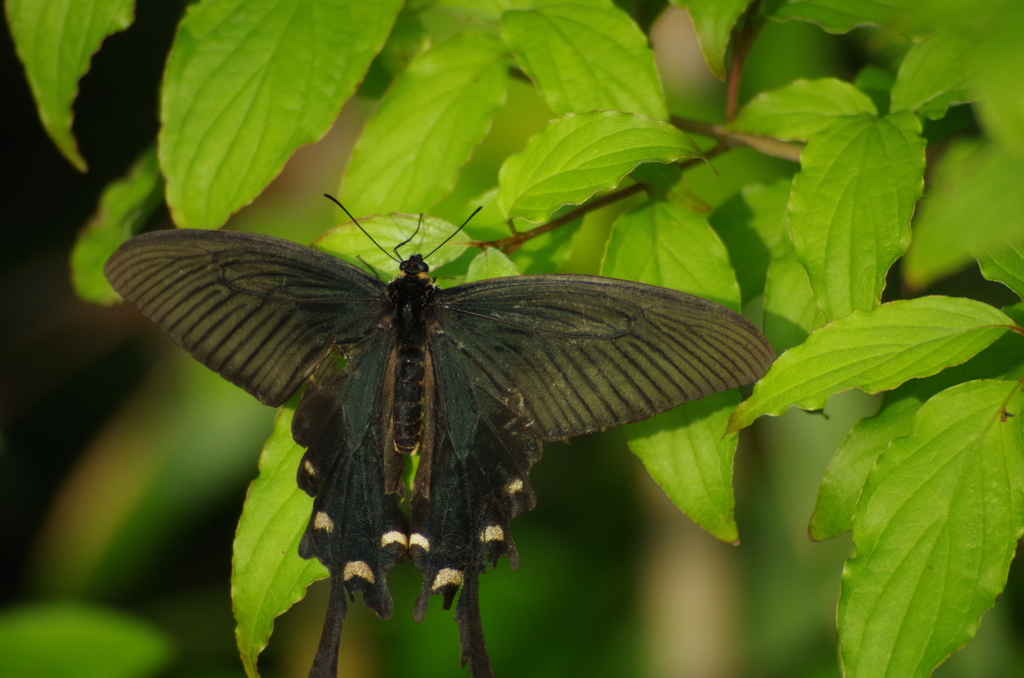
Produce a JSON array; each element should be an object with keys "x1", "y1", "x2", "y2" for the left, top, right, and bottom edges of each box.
[{"x1": 104, "y1": 218, "x2": 774, "y2": 678}]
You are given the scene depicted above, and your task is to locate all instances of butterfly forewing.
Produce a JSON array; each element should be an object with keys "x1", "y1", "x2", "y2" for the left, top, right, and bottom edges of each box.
[
  {"x1": 432, "y1": 274, "x2": 775, "y2": 441},
  {"x1": 104, "y1": 230, "x2": 387, "y2": 406}
]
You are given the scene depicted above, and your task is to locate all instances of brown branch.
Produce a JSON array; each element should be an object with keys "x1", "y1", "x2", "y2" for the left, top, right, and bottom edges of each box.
[
  {"x1": 726, "y1": 0, "x2": 763, "y2": 122},
  {"x1": 468, "y1": 147, "x2": 728, "y2": 255},
  {"x1": 468, "y1": 183, "x2": 646, "y2": 255},
  {"x1": 671, "y1": 117, "x2": 802, "y2": 162}
]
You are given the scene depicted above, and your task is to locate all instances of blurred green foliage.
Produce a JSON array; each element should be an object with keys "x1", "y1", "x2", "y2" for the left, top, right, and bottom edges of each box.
[{"x1": 2, "y1": 1, "x2": 1023, "y2": 678}]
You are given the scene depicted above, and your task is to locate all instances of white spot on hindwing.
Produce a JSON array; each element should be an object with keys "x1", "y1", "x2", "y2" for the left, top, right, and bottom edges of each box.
[
  {"x1": 481, "y1": 525, "x2": 504, "y2": 542},
  {"x1": 303, "y1": 459, "x2": 317, "y2": 477},
  {"x1": 343, "y1": 561, "x2": 375, "y2": 583},
  {"x1": 431, "y1": 568, "x2": 463, "y2": 590},
  {"x1": 410, "y1": 533, "x2": 430, "y2": 551},
  {"x1": 381, "y1": 531, "x2": 408, "y2": 548},
  {"x1": 504, "y1": 478, "x2": 524, "y2": 495},
  {"x1": 314, "y1": 512, "x2": 333, "y2": 532}
]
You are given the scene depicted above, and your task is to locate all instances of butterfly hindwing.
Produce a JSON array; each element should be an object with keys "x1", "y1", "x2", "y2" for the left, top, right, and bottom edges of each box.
[
  {"x1": 293, "y1": 325, "x2": 407, "y2": 677},
  {"x1": 433, "y1": 274, "x2": 775, "y2": 441},
  {"x1": 104, "y1": 229, "x2": 387, "y2": 406},
  {"x1": 410, "y1": 323, "x2": 543, "y2": 677}
]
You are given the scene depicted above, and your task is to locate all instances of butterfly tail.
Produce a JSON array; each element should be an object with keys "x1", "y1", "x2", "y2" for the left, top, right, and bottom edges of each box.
[
  {"x1": 455, "y1": 573, "x2": 495, "y2": 678},
  {"x1": 308, "y1": 575, "x2": 350, "y2": 678}
]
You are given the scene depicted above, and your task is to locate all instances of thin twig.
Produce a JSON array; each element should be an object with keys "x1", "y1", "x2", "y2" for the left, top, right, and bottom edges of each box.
[
  {"x1": 469, "y1": 183, "x2": 646, "y2": 255},
  {"x1": 725, "y1": 0, "x2": 763, "y2": 121},
  {"x1": 470, "y1": 146, "x2": 728, "y2": 254},
  {"x1": 671, "y1": 117, "x2": 802, "y2": 162}
]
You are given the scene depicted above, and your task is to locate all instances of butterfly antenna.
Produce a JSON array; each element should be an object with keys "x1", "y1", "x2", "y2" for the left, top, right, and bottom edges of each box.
[
  {"x1": 393, "y1": 213, "x2": 423, "y2": 260},
  {"x1": 323, "y1": 194, "x2": 399, "y2": 263},
  {"x1": 424, "y1": 206, "x2": 483, "y2": 261}
]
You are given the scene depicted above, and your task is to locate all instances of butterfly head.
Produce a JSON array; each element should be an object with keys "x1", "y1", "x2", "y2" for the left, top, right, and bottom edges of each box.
[{"x1": 399, "y1": 254, "x2": 430, "y2": 278}]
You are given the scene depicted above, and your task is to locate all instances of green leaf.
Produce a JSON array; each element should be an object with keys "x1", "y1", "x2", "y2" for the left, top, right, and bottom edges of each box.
[
  {"x1": 6, "y1": 0, "x2": 133, "y2": 171},
  {"x1": 728, "y1": 78, "x2": 877, "y2": 141},
  {"x1": 853, "y1": 65, "x2": 896, "y2": 116},
  {"x1": 455, "y1": 188, "x2": 583, "y2": 275},
  {"x1": 0, "y1": 602, "x2": 172, "y2": 678},
  {"x1": 233, "y1": 401, "x2": 328, "y2": 678},
  {"x1": 708, "y1": 179, "x2": 793, "y2": 304},
  {"x1": 341, "y1": 32, "x2": 509, "y2": 216},
  {"x1": 601, "y1": 198, "x2": 740, "y2": 310},
  {"x1": 810, "y1": 309, "x2": 1024, "y2": 541},
  {"x1": 770, "y1": 0, "x2": 917, "y2": 34},
  {"x1": 437, "y1": 0, "x2": 615, "y2": 22},
  {"x1": 314, "y1": 213, "x2": 468, "y2": 279},
  {"x1": 728, "y1": 296, "x2": 1014, "y2": 431},
  {"x1": 630, "y1": 163, "x2": 709, "y2": 214},
  {"x1": 357, "y1": 5, "x2": 427, "y2": 99},
  {"x1": 972, "y1": 3, "x2": 1024, "y2": 157},
  {"x1": 71, "y1": 147, "x2": 163, "y2": 305},
  {"x1": 465, "y1": 248, "x2": 521, "y2": 281},
  {"x1": 890, "y1": 30, "x2": 976, "y2": 120},
  {"x1": 788, "y1": 111, "x2": 925, "y2": 320},
  {"x1": 839, "y1": 379, "x2": 1024, "y2": 678},
  {"x1": 676, "y1": 0, "x2": 752, "y2": 80},
  {"x1": 498, "y1": 111, "x2": 702, "y2": 223},
  {"x1": 904, "y1": 140, "x2": 1024, "y2": 289},
  {"x1": 762, "y1": 255, "x2": 824, "y2": 354},
  {"x1": 160, "y1": 0, "x2": 401, "y2": 229},
  {"x1": 624, "y1": 389, "x2": 742, "y2": 542},
  {"x1": 809, "y1": 392, "x2": 919, "y2": 541},
  {"x1": 503, "y1": 3, "x2": 667, "y2": 119},
  {"x1": 978, "y1": 237, "x2": 1024, "y2": 300}
]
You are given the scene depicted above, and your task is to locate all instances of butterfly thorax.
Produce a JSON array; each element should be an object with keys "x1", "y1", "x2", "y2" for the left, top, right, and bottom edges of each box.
[{"x1": 388, "y1": 257, "x2": 437, "y2": 455}]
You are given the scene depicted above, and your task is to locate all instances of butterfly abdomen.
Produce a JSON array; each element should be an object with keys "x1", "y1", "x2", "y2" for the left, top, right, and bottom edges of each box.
[
  {"x1": 393, "y1": 343, "x2": 426, "y2": 454},
  {"x1": 389, "y1": 268, "x2": 437, "y2": 455}
]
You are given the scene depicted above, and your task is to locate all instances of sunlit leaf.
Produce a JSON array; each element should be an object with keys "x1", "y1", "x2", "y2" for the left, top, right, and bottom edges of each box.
[
  {"x1": 788, "y1": 111, "x2": 925, "y2": 320},
  {"x1": 890, "y1": 30, "x2": 976, "y2": 120},
  {"x1": 454, "y1": 188, "x2": 583, "y2": 275},
  {"x1": 602, "y1": 198, "x2": 740, "y2": 310},
  {"x1": 977, "y1": 237, "x2": 1024, "y2": 301},
  {"x1": 503, "y1": 3, "x2": 666, "y2": 119},
  {"x1": 314, "y1": 214, "x2": 467, "y2": 279},
  {"x1": 436, "y1": 0, "x2": 614, "y2": 22},
  {"x1": 728, "y1": 296, "x2": 1014, "y2": 431},
  {"x1": 624, "y1": 389, "x2": 741, "y2": 543},
  {"x1": 839, "y1": 379, "x2": 1024, "y2": 678},
  {"x1": 233, "y1": 402, "x2": 328, "y2": 678},
  {"x1": 160, "y1": 0, "x2": 401, "y2": 228},
  {"x1": 809, "y1": 392, "x2": 919, "y2": 542},
  {"x1": 810, "y1": 309, "x2": 1024, "y2": 541},
  {"x1": 341, "y1": 32, "x2": 509, "y2": 215},
  {"x1": 71, "y1": 147, "x2": 163, "y2": 305},
  {"x1": 465, "y1": 248, "x2": 521, "y2": 282},
  {"x1": 674, "y1": 0, "x2": 752, "y2": 80},
  {"x1": 6, "y1": 0, "x2": 133, "y2": 170},
  {"x1": 498, "y1": 111, "x2": 702, "y2": 223},
  {"x1": 770, "y1": 0, "x2": 917, "y2": 34},
  {"x1": 357, "y1": 5, "x2": 427, "y2": 99},
  {"x1": 729, "y1": 78, "x2": 877, "y2": 141}
]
